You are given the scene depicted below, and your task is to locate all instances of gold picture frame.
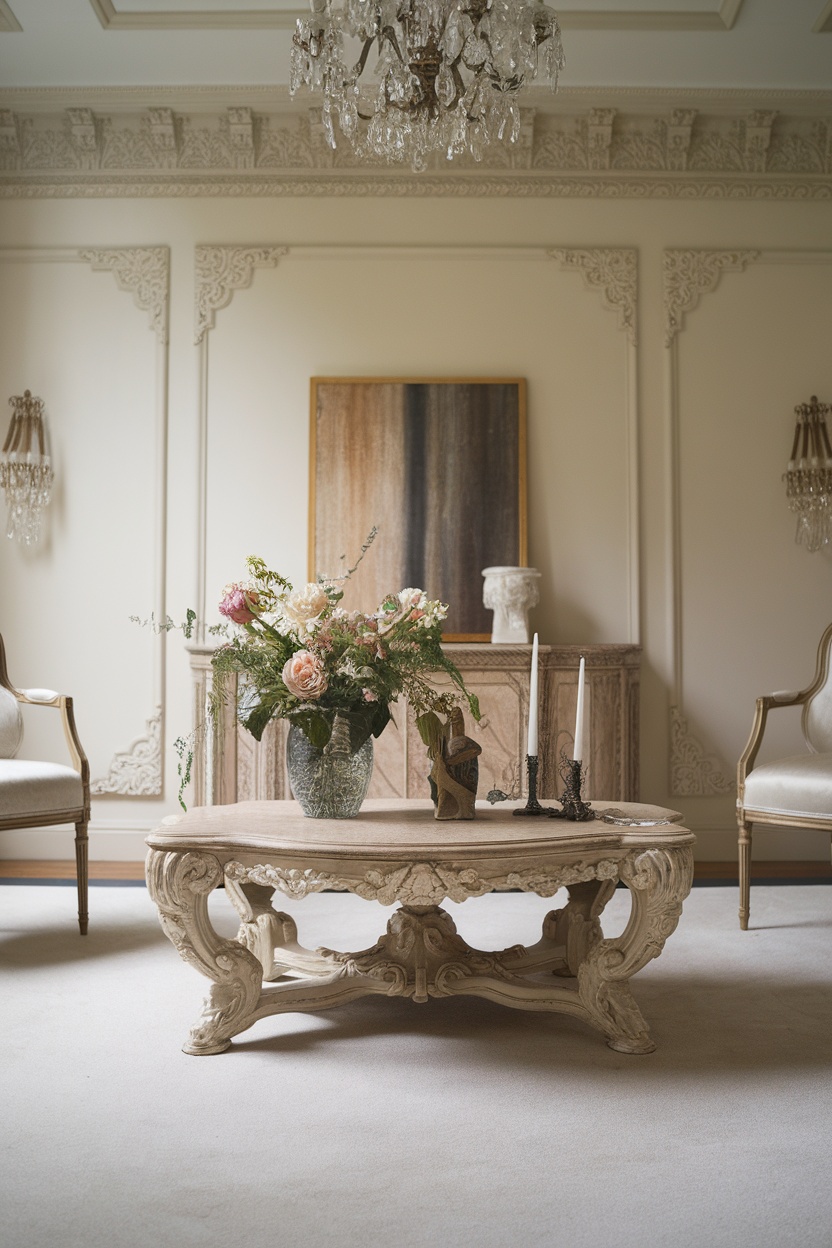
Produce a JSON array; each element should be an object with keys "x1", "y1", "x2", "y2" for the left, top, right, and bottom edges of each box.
[{"x1": 309, "y1": 377, "x2": 527, "y2": 641}]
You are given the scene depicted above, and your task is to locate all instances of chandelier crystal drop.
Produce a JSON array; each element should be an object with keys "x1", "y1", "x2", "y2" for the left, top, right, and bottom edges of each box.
[
  {"x1": 784, "y1": 396, "x2": 832, "y2": 553},
  {"x1": 290, "y1": 0, "x2": 564, "y2": 169},
  {"x1": 0, "y1": 390, "x2": 54, "y2": 546}
]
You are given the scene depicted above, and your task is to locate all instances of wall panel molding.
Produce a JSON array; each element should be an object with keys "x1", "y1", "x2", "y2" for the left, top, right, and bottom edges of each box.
[
  {"x1": 662, "y1": 247, "x2": 832, "y2": 796},
  {"x1": 548, "y1": 247, "x2": 640, "y2": 643},
  {"x1": 0, "y1": 245, "x2": 170, "y2": 797},
  {"x1": 194, "y1": 245, "x2": 288, "y2": 345},
  {"x1": 193, "y1": 243, "x2": 640, "y2": 651},
  {"x1": 79, "y1": 246, "x2": 170, "y2": 344},
  {"x1": 662, "y1": 249, "x2": 760, "y2": 346}
]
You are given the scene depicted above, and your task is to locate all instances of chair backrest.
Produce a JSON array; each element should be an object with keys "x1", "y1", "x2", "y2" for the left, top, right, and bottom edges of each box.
[
  {"x1": 803, "y1": 622, "x2": 832, "y2": 753},
  {"x1": 0, "y1": 684, "x2": 23, "y2": 758}
]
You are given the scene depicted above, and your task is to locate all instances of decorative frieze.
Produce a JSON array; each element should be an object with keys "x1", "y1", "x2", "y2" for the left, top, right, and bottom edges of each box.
[{"x1": 0, "y1": 98, "x2": 829, "y2": 198}]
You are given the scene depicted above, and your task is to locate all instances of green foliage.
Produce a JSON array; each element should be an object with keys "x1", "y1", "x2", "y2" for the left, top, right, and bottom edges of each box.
[{"x1": 173, "y1": 734, "x2": 193, "y2": 811}]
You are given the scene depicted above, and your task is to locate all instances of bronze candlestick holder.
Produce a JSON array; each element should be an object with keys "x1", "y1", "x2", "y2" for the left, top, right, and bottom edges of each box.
[
  {"x1": 512, "y1": 754, "x2": 558, "y2": 816},
  {"x1": 549, "y1": 755, "x2": 593, "y2": 822}
]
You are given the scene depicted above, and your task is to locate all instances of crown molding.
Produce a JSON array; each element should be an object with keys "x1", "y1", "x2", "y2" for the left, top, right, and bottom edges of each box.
[
  {"x1": 0, "y1": 93, "x2": 829, "y2": 199},
  {"x1": 2, "y1": 85, "x2": 831, "y2": 116}
]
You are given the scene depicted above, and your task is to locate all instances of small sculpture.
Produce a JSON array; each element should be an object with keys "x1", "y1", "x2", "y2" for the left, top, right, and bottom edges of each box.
[
  {"x1": 428, "y1": 708, "x2": 482, "y2": 820},
  {"x1": 481, "y1": 566, "x2": 541, "y2": 644}
]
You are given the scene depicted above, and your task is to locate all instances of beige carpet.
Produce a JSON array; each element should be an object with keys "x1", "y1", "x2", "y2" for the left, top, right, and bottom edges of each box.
[{"x1": 2, "y1": 881, "x2": 831, "y2": 1248}]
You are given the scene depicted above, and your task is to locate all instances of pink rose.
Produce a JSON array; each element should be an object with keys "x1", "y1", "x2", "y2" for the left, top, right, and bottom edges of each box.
[
  {"x1": 282, "y1": 650, "x2": 328, "y2": 701},
  {"x1": 219, "y1": 583, "x2": 259, "y2": 625}
]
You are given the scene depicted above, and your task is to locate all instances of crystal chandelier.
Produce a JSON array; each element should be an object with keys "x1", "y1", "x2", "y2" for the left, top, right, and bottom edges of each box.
[
  {"x1": 784, "y1": 396, "x2": 832, "y2": 553},
  {"x1": 0, "y1": 390, "x2": 54, "y2": 546},
  {"x1": 290, "y1": 0, "x2": 564, "y2": 169}
]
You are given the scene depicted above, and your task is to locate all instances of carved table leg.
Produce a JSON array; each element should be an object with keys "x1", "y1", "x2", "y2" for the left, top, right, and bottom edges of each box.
[
  {"x1": 576, "y1": 847, "x2": 694, "y2": 1054},
  {"x1": 146, "y1": 849, "x2": 264, "y2": 1055},
  {"x1": 223, "y1": 876, "x2": 319, "y2": 980},
  {"x1": 546, "y1": 878, "x2": 618, "y2": 978}
]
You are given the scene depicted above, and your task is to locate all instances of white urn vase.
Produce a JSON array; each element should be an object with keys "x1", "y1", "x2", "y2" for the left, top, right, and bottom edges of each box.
[{"x1": 481, "y1": 566, "x2": 541, "y2": 644}]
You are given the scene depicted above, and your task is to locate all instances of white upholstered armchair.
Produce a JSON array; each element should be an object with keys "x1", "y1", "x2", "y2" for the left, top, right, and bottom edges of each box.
[
  {"x1": 0, "y1": 632, "x2": 91, "y2": 933},
  {"x1": 737, "y1": 621, "x2": 832, "y2": 931}
]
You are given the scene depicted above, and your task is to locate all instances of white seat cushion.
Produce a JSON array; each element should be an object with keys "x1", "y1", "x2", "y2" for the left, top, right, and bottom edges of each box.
[
  {"x1": 743, "y1": 753, "x2": 832, "y2": 821},
  {"x1": 0, "y1": 759, "x2": 84, "y2": 819}
]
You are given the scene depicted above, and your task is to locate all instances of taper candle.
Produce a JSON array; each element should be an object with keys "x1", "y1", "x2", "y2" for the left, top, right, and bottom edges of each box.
[
  {"x1": 527, "y1": 632, "x2": 539, "y2": 756},
  {"x1": 573, "y1": 656, "x2": 585, "y2": 761}
]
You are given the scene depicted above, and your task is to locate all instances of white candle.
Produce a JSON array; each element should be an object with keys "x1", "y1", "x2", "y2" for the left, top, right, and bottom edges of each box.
[
  {"x1": 527, "y1": 632, "x2": 539, "y2": 756},
  {"x1": 573, "y1": 656, "x2": 586, "y2": 762}
]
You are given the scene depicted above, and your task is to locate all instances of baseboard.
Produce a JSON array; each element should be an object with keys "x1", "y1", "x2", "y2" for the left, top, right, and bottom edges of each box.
[{"x1": 0, "y1": 824, "x2": 153, "y2": 862}]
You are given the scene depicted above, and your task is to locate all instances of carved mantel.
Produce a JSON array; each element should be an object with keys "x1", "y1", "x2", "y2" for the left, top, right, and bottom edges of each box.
[{"x1": 186, "y1": 642, "x2": 641, "y2": 807}]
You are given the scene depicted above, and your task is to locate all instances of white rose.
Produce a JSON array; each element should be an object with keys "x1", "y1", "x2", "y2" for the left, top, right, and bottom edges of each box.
[{"x1": 282, "y1": 582, "x2": 330, "y2": 634}]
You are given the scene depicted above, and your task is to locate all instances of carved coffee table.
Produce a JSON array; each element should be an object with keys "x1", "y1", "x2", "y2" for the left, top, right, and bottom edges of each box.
[{"x1": 145, "y1": 798, "x2": 694, "y2": 1057}]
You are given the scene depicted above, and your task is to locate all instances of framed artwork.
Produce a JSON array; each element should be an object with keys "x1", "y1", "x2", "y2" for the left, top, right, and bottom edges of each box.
[{"x1": 309, "y1": 377, "x2": 527, "y2": 640}]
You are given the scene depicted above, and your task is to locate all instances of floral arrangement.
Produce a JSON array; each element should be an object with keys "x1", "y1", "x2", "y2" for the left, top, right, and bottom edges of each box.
[{"x1": 211, "y1": 554, "x2": 479, "y2": 755}]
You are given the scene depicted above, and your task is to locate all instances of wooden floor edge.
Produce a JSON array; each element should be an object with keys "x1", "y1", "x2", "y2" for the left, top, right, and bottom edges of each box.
[{"x1": 1, "y1": 860, "x2": 831, "y2": 882}]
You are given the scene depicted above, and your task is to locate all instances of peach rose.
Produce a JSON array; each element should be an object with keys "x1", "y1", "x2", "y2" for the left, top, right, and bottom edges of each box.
[{"x1": 282, "y1": 649, "x2": 328, "y2": 700}]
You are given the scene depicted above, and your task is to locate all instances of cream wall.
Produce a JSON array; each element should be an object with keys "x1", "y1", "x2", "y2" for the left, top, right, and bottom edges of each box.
[{"x1": 0, "y1": 193, "x2": 830, "y2": 861}]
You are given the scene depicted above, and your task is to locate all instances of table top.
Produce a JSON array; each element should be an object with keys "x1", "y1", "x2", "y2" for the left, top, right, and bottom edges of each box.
[{"x1": 146, "y1": 798, "x2": 693, "y2": 864}]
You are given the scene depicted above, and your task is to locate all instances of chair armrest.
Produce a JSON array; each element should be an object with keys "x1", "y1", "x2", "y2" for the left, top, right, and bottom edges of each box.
[
  {"x1": 737, "y1": 687, "x2": 810, "y2": 796},
  {"x1": 12, "y1": 686, "x2": 90, "y2": 803}
]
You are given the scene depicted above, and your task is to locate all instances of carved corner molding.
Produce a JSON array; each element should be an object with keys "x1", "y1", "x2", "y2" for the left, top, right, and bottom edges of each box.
[
  {"x1": 91, "y1": 706, "x2": 163, "y2": 796},
  {"x1": 669, "y1": 705, "x2": 734, "y2": 797},
  {"x1": 548, "y1": 248, "x2": 638, "y2": 345},
  {"x1": 78, "y1": 246, "x2": 170, "y2": 343},
  {"x1": 662, "y1": 248, "x2": 760, "y2": 345},
  {"x1": 194, "y1": 244, "x2": 289, "y2": 343},
  {"x1": 0, "y1": 98, "x2": 830, "y2": 199}
]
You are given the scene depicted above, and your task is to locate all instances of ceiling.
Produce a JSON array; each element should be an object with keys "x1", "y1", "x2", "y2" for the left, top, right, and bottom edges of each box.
[{"x1": 0, "y1": 0, "x2": 830, "y2": 98}]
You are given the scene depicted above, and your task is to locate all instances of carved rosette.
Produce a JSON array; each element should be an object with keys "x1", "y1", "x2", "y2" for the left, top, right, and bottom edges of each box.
[
  {"x1": 576, "y1": 845, "x2": 694, "y2": 1053},
  {"x1": 79, "y1": 246, "x2": 170, "y2": 344},
  {"x1": 548, "y1": 248, "x2": 638, "y2": 345},
  {"x1": 669, "y1": 705, "x2": 734, "y2": 796},
  {"x1": 146, "y1": 848, "x2": 263, "y2": 1054},
  {"x1": 91, "y1": 706, "x2": 163, "y2": 796},
  {"x1": 662, "y1": 248, "x2": 759, "y2": 345},
  {"x1": 194, "y1": 244, "x2": 288, "y2": 343}
]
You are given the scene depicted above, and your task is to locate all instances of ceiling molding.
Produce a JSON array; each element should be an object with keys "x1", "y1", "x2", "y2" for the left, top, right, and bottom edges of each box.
[
  {"x1": 558, "y1": 1, "x2": 744, "y2": 31},
  {"x1": 89, "y1": 0, "x2": 302, "y2": 29},
  {"x1": 0, "y1": 1, "x2": 22, "y2": 32},
  {"x1": 88, "y1": 0, "x2": 746, "y2": 33},
  {"x1": 813, "y1": 1, "x2": 832, "y2": 33},
  {"x1": 0, "y1": 95, "x2": 829, "y2": 200},
  {"x1": 3, "y1": 84, "x2": 831, "y2": 117}
]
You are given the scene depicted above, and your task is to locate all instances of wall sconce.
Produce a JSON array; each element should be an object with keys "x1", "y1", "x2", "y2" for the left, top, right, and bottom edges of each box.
[
  {"x1": 0, "y1": 390, "x2": 54, "y2": 546},
  {"x1": 784, "y1": 395, "x2": 832, "y2": 553}
]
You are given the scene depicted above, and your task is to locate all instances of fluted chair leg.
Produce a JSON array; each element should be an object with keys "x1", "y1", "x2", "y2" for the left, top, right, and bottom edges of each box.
[
  {"x1": 738, "y1": 819, "x2": 751, "y2": 931},
  {"x1": 75, "y1": 821, "x2": 89, "y2": 935}
]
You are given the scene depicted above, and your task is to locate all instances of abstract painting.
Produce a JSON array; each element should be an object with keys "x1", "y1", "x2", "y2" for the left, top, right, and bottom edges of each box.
[{"x1": 309, "y1": 378, "x2": 526, "y2": 639}]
